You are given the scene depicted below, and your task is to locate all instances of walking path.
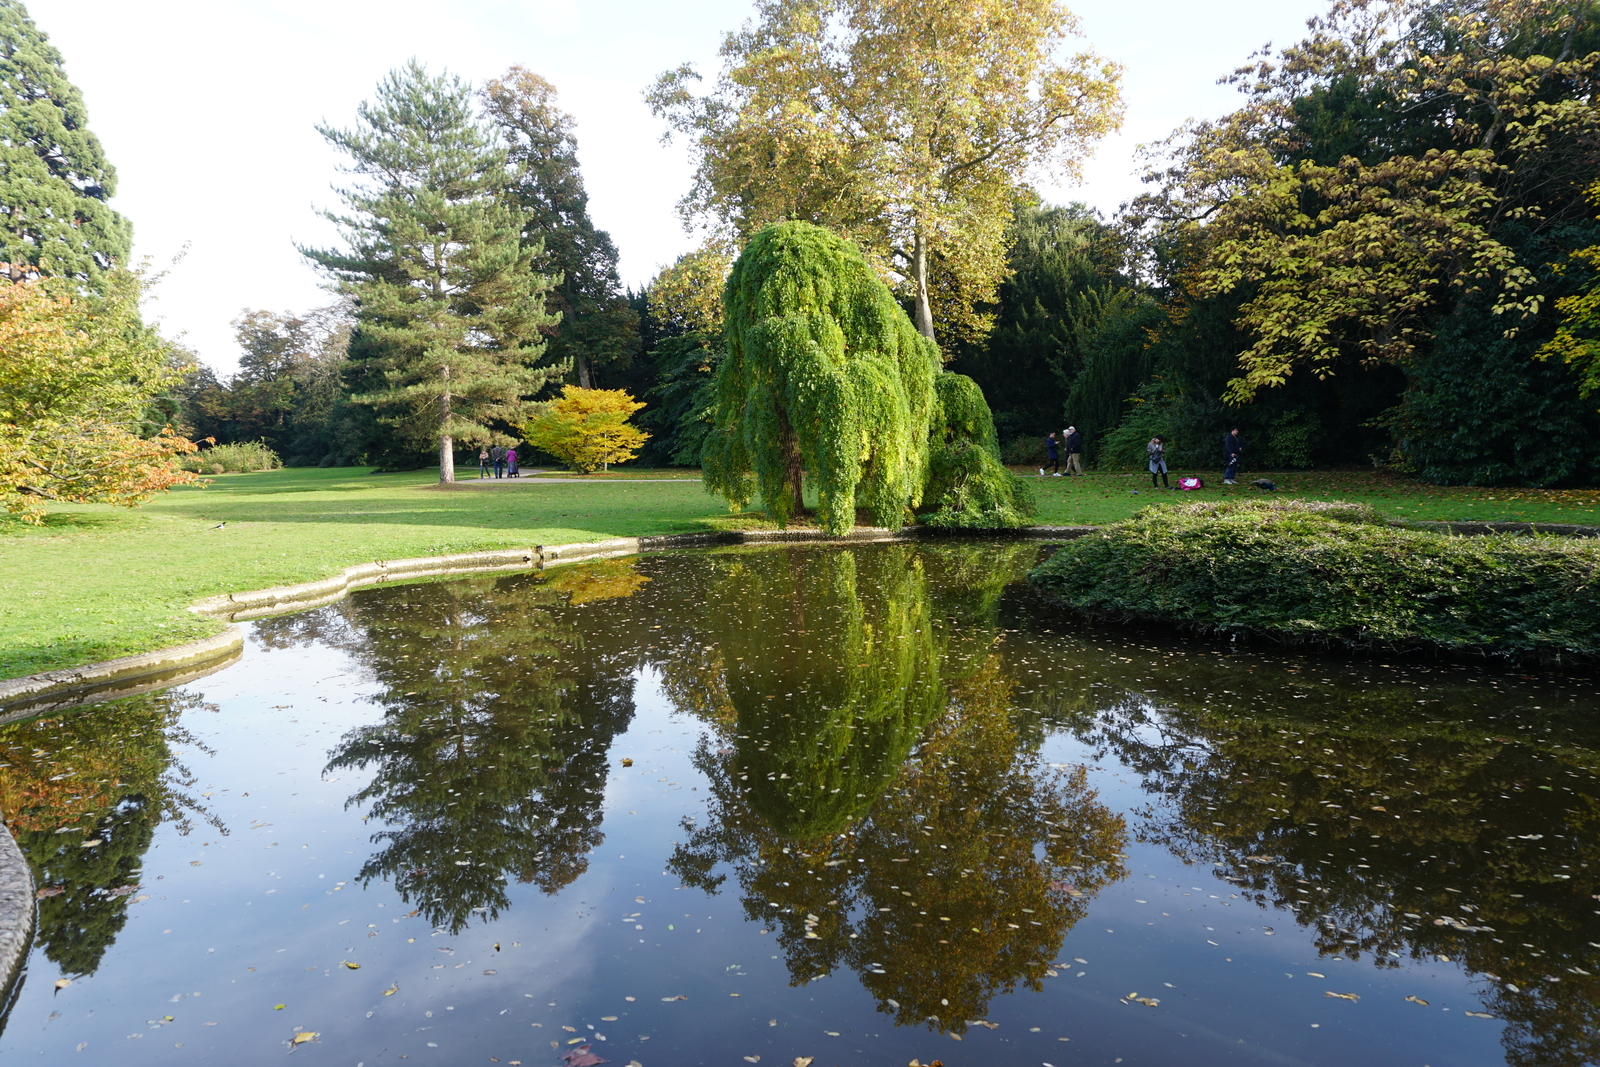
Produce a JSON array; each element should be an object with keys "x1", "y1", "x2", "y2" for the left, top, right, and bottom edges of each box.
[{"x1": 454, "y1": 472, "x2": 701, "y2": 485}]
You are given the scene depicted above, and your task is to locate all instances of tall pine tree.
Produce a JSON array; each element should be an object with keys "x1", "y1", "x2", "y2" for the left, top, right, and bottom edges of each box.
[
  {"x1": 302, "y1": 60, "x2": 562, "y2": 482},
  {"x1": 0, "y1": 0, "x2": 131, "y2": 283},
  {"x1": 481, "y1": 67, "x2": 637, "y2": 389}
]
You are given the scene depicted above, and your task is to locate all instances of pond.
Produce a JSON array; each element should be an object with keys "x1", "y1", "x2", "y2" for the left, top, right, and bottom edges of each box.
[{"x1": 1, "y1": 541, "x2": 1597, "y2": 1067}]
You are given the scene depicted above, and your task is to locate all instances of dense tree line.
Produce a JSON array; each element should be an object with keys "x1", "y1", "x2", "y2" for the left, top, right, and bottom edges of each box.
[{"x1": 962, "y1": 0, "x2": 1600, "y2": 485}]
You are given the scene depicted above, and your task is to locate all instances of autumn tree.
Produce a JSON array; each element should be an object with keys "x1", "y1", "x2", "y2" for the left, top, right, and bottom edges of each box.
[
  {"x1": 648, "y1": 0, "x2": 1123, "y2": 346},
  {"x1": 0, "y1": 274, "x2": 199, "y2": 521},
  {"x1": 1132, "y1": 0, "x2": 1600, "y2": 403},
  {"x1": 0, "y1": 0, "x2": 130, "y2": 284},
  {"x1": 522, "y1": 385, "x2": 649, "y2": 473},
  {"x1": 302, "y1": 60, "x2": 563, "y2": 483},
  {"x1": 481, "y1": 67, "x2": 639, "y2": 389}
]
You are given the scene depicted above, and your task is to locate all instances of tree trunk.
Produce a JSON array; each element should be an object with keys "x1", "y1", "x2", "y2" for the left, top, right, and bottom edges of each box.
[
  {"x1": 439, "y1": 365, "x2": 455, "y2": 484},
  {"x1": 576, "y1": 353, "x2": 592, "y2": 389},
  {"x1": 778, "y1": 412, "x2": 804, "y2": 522},
  {"x1": 911, "y1": 229, "x2": 935, "y2": 342}
]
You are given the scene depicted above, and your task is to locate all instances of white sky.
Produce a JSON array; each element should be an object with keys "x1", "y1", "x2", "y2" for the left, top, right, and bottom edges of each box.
[{"x1": 32, "y1": 0, "x2": 1328, "y2": 374}]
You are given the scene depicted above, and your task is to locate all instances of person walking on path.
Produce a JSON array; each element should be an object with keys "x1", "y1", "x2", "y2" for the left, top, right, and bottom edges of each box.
[
  {"x1": 1041, "y1": 432, "x2": 1061, "y2": 476},
  {"x1": 1223, "y1": 428, "x2": 1244, "y2": 484},
  {"x1": 478, "y1": 448, "x2": 491, "y2": 479},
  {"x1": 492, "y1": 444, "x2": 507, "y2": 478},
  {"x1": 506, "y1": 446, "x2": 520, "y2": 478},
  {"x1": 1147, "y1": 435, "x2": 1170, "y2": 488},
  {"x1": 1063, "y1": 426, "x2": 1084, "y2": 476}
]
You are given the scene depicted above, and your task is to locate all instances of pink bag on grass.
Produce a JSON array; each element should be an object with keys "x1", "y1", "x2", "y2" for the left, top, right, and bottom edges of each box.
[{"x1": 1178, "y1": 476, "x2": 1203, "y2": 491}]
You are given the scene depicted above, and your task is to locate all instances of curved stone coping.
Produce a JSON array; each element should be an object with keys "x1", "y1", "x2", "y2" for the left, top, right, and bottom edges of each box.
[
  {"x1": 0, "y1": 627, "x2": 245, "y2": 724},
  {"x1": 0, "y1": 820, "x2": 32, "y2": 1029}
]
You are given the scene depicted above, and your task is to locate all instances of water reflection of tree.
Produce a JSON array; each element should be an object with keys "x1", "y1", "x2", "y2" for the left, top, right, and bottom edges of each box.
[
  {"x1": 1070, "y1": 663, "x2": 1600, "y2": 1067},
  {"x1": 674, "y1": 663, "x2": 1126, "y2": 1032},
  {"x1": 0, "y1": 692, "x2": 218, "y2": 976},
  {"x1": 325, "y1": 568, "x2": 645, "y2": 934},
  {"x1": 662, "y1": 544, "x2": 1125, "y2": 1033}
]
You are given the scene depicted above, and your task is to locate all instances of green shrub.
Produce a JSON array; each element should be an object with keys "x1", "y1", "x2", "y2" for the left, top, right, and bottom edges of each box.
[
  {"x1": 178, "y1": 440, "x2": 283, "y2": 474},
  {"x1": 1028, "y1": 500, "x2": 1600, "y2": 663}
]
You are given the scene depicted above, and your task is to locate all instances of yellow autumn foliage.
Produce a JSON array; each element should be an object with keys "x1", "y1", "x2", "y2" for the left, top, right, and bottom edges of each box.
[{"x1": 521, "y1": 386, "x2": 649, "y2": 474}]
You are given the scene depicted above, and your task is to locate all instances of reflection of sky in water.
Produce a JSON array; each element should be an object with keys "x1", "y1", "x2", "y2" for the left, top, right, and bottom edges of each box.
[{"x1": 0, "y1": 542, "x2": 1595, "y2": 1067}]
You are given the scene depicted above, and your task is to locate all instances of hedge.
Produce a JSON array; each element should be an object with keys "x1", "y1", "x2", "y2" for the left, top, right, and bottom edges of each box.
[{"x1": 1027, "y1": 500, "x2": 1600, "y2": 665}]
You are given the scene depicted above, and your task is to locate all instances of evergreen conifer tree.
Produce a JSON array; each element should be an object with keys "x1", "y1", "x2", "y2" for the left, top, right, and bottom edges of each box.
[
  {"x1": 0, "y1": 0, "x2": 131, "y2": 283},
  {"x1": 301, "y1": 60, "x2": 562, "y2": 482},
  {"x1": 481, "y1": 67, "x2": 638, "y2": 390}
]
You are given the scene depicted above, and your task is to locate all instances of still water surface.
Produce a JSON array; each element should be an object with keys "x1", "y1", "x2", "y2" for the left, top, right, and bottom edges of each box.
[{"x1": 1, "y1": 541, "x2": 1597, "y2": 1066}]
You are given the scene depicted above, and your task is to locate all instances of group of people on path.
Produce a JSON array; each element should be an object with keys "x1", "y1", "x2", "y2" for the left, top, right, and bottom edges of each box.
[
  {"x1": 1040, "y1": 427, "x2": 1084, "y2": 476},
  {"x1": 478, "y1": 444, "x2": 521, "y2": 479},
  {"x1": 1044, "y1": 426, "x2": 1249, "y2": 487}
]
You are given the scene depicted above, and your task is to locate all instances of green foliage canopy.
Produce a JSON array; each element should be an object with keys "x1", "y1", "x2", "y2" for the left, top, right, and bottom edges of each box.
[{"x1": 706, "y1": 221, "x2": 1028, "y2": 533}]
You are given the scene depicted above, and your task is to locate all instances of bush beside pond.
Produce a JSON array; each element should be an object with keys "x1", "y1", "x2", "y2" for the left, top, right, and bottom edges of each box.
[{"x1": 1027, "y1": 500, "x2": 1600, "y2": 664}]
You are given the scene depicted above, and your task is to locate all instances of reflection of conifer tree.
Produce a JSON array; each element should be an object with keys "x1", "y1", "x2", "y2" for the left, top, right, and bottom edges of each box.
[
  {"x1": 1069, "y1": 658, "x2": 1600, "y2": 1067},
  {"x1": 0, "y1": 692, "x2": 217, "y2": 977},
  {"x1": 326, "y1": 569, "x2": 644, "y2": 933}
]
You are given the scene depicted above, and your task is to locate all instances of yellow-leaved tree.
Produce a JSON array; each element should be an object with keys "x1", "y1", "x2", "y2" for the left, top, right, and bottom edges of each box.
[
  {"x1": 0, "y1": 274, "x2": 199, "y2": 522},
  {"x1": 648, "y1": 0, "x2": 1123, "y2": 348},
  {"x1": 522, "y1": 386, "x2": 649, "y2": 474}
]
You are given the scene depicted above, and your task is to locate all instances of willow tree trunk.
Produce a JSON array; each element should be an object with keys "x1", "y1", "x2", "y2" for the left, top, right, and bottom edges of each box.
[
  {"x1": 911, "y1": 229, "x2": 935, "y2": 342},
  {"x1": 439, "y1": 366, "x2": 455, "y2": 484},
  {"x1": 779, "y1": 414, "x2": 804, "y2": 519}
]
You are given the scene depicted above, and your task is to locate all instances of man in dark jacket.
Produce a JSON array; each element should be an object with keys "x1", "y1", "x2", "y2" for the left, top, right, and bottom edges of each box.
[
  {"x1": 1063, "y1": 426, "x2": 1084, "y2": 475},
  {"x1": 1041, "y1": 432, "x2": 1060, "y2": 476},
  {"x1": 1223, "y1": 428, "x2": 1244, "y2": 484}
]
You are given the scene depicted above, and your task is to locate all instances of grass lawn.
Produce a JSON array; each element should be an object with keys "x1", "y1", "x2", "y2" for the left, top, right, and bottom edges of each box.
[{"x1": 3, "y1": 465, "x2": 1597, "y2": 683}]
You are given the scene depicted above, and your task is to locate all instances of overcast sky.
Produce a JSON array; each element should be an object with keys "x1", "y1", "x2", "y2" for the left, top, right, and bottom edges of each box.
[{"x1": 31, "y1": 0, "x2": 1328, "y2": 374}]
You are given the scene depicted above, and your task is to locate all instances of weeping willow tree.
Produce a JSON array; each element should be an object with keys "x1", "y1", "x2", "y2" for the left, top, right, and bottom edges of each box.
[{"x1": 704, "y1": 221, "x2": 1030, "y2": 534}]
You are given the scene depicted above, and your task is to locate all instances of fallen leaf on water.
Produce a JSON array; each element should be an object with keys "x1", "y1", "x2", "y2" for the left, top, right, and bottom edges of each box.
[
  {"x1": 1307, "y1": 972, "x2": 1326, "y2": 978},
  {"x1": 53, "y1": 979, "x2": 70, "y2": 990},
  {"x1": 744, "y1": 1057, "x2": 761, "y2": 1063},
  {"x1": 274, "y1": 1004, "x2": 285, "y2": 1011},
  {"x1": 794, "y1": 1058, "x2": 813, "y2": 1067},
  {"x1": 1405, "y1": 996, "x2": 1429, "y2": 1006},
  {"x1": 292, "y1": 1031, "x2": 318, "y2": 1044},
  {"x1": 560, "y1": 1045, "x2": 607, "y2": 1067},
  {"x1": 35, "y1": 886, "x2": 63, "y2": 899},
  {"x1": 1325, "y1": 992, "x2": 1360, "y2": 1002},
  {"x1": 661, "y1": 994, "x2": 687, "y2": 1001},
  {"x1": 342, "y1": 961, "x2": 360, "y2": 970},
  {"x1": 382, "y1": 985, "x2": 398, "y2": 996},
  {"x1": 1465, "y1": 1011, "x2": 1497, "y2": 1019}
]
